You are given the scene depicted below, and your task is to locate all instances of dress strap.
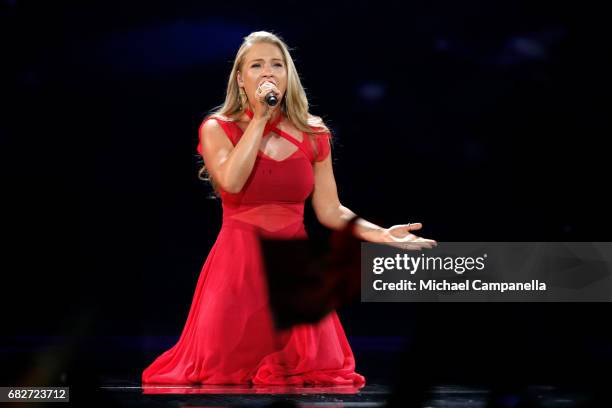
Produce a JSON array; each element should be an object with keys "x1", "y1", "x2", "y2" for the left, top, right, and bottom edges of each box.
[
  {"x1": 267, "y1": 124, "x2": 314, "y2": 162},
  {"x1": 244, "y1": 108, "x2": 315, "y2": 162}
]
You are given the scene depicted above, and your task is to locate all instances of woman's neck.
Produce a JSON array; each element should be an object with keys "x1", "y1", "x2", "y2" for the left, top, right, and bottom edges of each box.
[
  {"x1": 245, "y1": 105, "x2": 283, "y2": 124},
  {"x1": 269, "y1": 109, "x2": 282, "y2": 123}
]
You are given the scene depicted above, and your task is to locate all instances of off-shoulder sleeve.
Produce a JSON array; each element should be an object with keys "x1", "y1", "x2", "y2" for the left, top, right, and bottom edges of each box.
[{"x1": 313, "y1": 132, "x2": 332, "y2": 162}]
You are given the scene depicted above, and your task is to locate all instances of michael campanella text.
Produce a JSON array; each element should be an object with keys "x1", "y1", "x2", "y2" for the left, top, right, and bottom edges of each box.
[{"x1": 373, "y1": 279, "x2": 547, "y2": 292}]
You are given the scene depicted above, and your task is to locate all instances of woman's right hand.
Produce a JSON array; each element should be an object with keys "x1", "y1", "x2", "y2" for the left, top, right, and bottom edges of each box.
[{"x1": 252, "y1": 80, "x2": 281, "y2": 121}]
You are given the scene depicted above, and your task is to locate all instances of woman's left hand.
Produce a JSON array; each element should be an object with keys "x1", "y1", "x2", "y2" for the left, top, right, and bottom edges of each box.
[{"x1": 378, "y1": 222, "x2": 437, "y2": 250}]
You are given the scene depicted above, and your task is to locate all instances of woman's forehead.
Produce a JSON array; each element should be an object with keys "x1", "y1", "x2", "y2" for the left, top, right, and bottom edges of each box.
[{"x1": 245, "y1": 43, "x2": 284, "y2": 61}]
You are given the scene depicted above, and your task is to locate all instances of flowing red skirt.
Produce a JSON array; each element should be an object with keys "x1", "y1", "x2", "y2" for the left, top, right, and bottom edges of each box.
[{"x1": 142, "y1": 222, "x2": 366, "y2": 386}]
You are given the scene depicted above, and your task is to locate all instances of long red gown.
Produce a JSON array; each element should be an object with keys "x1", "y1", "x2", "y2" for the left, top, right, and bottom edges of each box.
[{"x1": 141, "y1": 108, "x2": 366, "y2": 387}]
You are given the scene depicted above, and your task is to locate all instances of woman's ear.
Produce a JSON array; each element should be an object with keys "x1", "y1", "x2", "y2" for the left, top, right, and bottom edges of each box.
[{"x1": 237, "y1": 71, "x2": 244, "y2": 88}]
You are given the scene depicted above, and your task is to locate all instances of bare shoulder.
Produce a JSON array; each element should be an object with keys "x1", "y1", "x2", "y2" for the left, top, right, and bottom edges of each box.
[
  {"x1": 199, "y1": 116, "x2": 233, "y2": 147},
  {"x1": 200, "y1": 116, "x2": 222, "y2": 135}
]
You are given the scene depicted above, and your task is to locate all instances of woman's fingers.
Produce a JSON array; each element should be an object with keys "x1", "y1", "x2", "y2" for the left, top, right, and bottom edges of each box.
[
  {"x1": 410, "y1": 236, "x2": 437, "y2": 247},
  {"x1": 390, "y1": 223, "x2": 423, "y2": 237},
  {"x1": 258, "y1": 81, "x2": 280, "y2": 98},
  {"x1": 255, "y1": 85, "x2": 268, "y2": 102},
  {"x1": 381, "y1": 221, "x2": 437, "y2": 249},
  {"x1": 384, "y1": 241, "x2": 432, "y2": 251},
  {"x1": 391, "y1": 234, "x2": 437, "y2": 248},
  {"x1": 255, "y1": 83, "x2": 281, "y2": 111},
  {"x1": 413, "y1": 236, "x2": 437, "y2": 246}
]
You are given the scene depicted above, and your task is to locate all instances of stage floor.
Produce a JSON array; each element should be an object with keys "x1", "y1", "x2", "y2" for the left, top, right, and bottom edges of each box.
[
  {"x1": 100, "y1": 380, "x2": 595, "y2": 407},
  {"x1": 0, "y1": 335, "x2": 605, "y2": 406}
]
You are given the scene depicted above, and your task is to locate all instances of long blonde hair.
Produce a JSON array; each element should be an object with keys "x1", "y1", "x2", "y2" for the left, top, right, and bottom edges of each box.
[{"x1": 197, "y1": 31, "x2": 331, "y2": 194}]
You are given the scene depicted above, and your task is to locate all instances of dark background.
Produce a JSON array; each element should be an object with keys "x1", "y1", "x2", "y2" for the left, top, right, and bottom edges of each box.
[{"x1": 2, "y1": 0, "x2": 611, "y2": 391}]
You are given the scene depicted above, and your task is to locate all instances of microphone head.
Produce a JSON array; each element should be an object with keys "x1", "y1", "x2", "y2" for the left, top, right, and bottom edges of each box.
[{"x1": 265, "y1": 92, "x2": 278, "y2": 107}]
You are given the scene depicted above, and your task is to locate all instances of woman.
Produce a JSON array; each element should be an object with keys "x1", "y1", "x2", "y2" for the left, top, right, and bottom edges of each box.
[{"x1": 142, "y1": 31, "x2": 436, "y2": 387}]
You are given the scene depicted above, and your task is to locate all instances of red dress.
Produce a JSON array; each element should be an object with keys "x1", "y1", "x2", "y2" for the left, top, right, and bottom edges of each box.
[{"x1": 141, "y1": 109, "x2": 366, "y2": 387}]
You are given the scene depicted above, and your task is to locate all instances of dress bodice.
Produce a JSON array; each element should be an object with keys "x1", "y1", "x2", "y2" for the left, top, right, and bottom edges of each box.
[{"x1": 197, "y1": 110, "x2": 331, "y2": 238}]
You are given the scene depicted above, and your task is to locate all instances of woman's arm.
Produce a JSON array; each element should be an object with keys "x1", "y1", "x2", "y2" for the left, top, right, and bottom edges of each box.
[
  {"x1": 199, "y1": 117, "x2": 267, "y2": 194},
  {"x1": 311, "y1": 153, "x2": 387, "y2": 242}
]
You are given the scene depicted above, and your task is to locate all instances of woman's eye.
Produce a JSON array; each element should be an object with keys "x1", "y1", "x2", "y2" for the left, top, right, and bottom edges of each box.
[{"x1": 251, "y1": 63, "x2": 283, "y2": 68}]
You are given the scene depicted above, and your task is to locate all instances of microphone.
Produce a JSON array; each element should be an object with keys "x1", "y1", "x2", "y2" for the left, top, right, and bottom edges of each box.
[{"x1": 265, "y1": 91, "x2": 278, "y2": 107}]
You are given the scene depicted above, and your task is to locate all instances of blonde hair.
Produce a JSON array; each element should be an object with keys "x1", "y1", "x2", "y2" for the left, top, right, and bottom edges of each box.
[{"x1": 198, "y1": 31, "x2": 331, "y2": 194}]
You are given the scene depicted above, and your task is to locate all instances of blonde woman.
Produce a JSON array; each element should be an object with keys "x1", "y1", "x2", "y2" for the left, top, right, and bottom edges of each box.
[{"x1": 142, "y1": 31, "x2": 436, "y2": 387}]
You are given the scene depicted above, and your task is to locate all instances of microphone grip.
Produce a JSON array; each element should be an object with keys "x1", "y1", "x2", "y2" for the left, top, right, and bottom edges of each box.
[{"x1": 265, "y1": 92, "x2": 278, "y2": 107}]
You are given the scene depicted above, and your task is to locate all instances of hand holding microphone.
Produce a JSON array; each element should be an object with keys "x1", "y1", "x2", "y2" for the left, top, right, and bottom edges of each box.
[{"x1": 254, "y1": 80, "x2": 281, "y2": 121}]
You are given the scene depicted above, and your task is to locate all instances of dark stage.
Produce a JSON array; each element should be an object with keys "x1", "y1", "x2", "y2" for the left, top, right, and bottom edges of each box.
[{"x1": 2, "y1": 0, "x2": 611, "y2": 407}]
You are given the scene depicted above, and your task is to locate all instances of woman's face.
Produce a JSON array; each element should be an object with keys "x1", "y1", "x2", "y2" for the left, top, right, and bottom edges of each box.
[{"x1": 237, "y1": 42, "x2": 287, "y2": 109}]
